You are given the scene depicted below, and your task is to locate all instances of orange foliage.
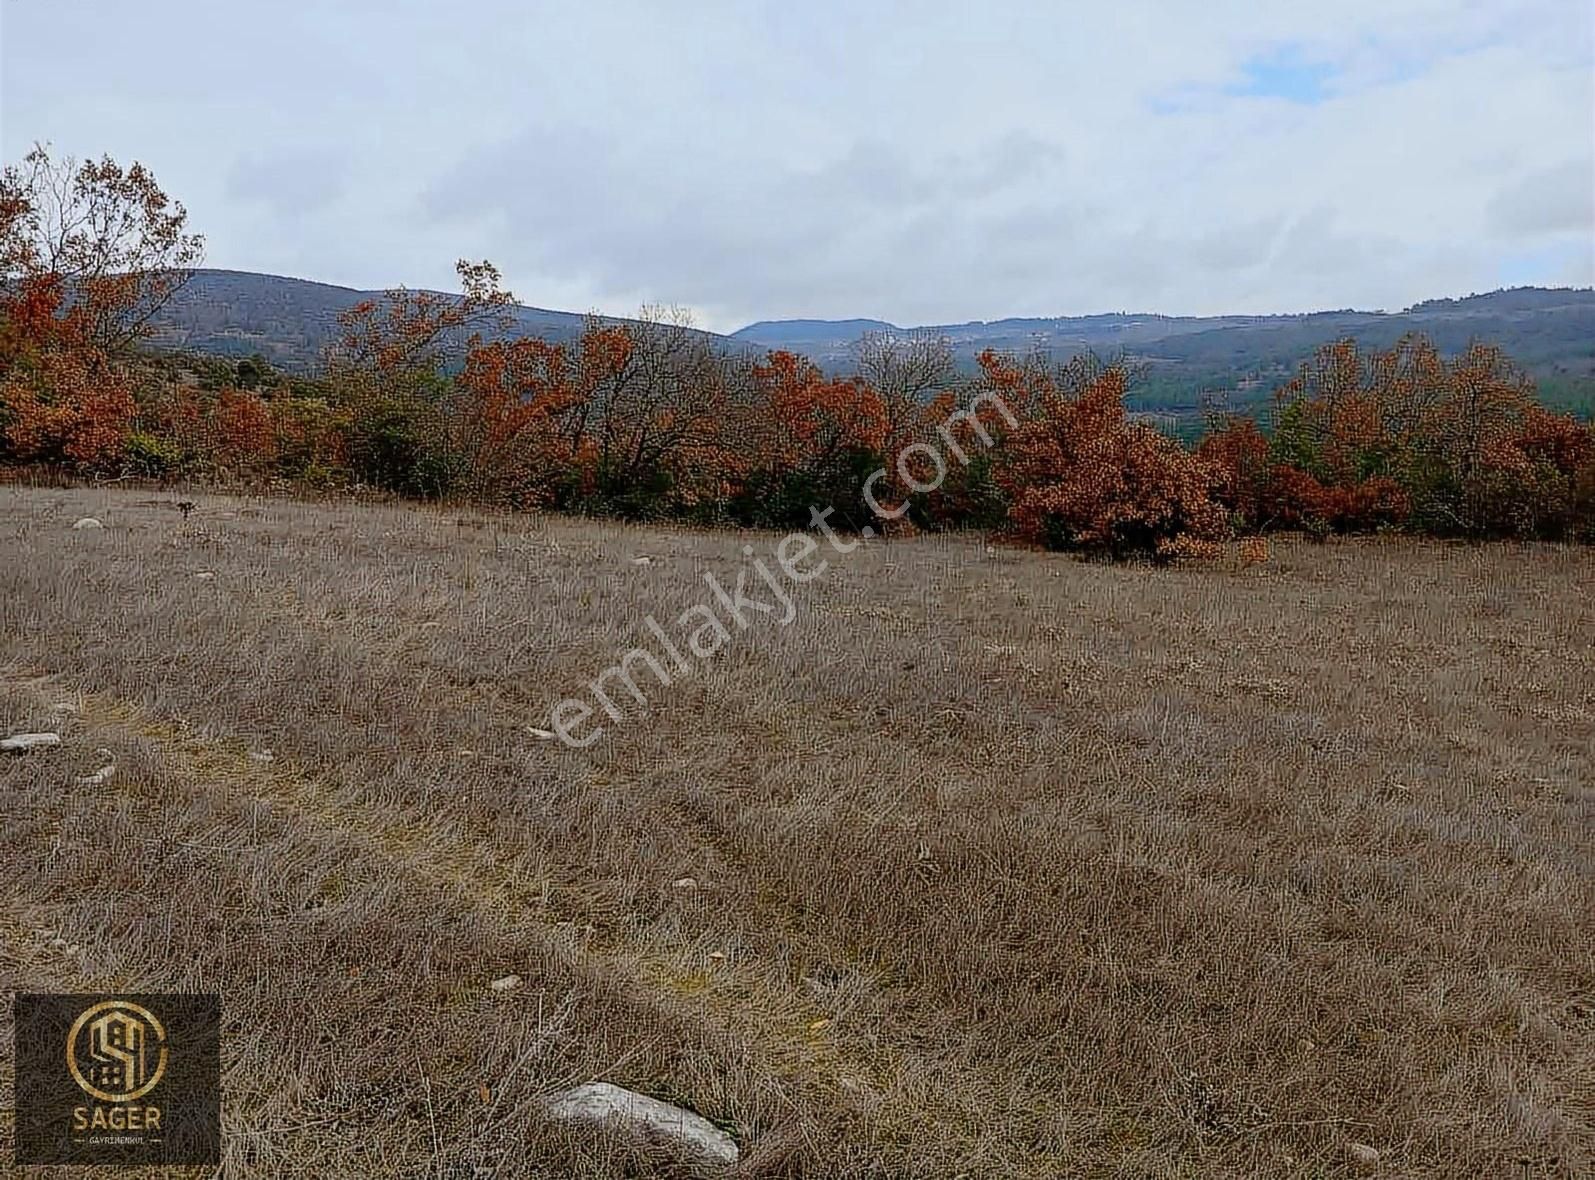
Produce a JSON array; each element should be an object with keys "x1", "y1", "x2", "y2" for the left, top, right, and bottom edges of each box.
[
  {"x1": 1201, "y1": 335, "x2": 1595, "y2": 539},
  {"x1": 1, "y1": 155, "x2": 1588, "y2": 553},
  {"x1": 270, "y1": 397, "x2": 348, "y2": 476},
  {"x1": 752, "y1": 350, "x2": 887, "y2": 469},
  {"x1": 987, "y1": 353, "x2": 1228, "y2": 557},
  {"x1": 2, "y1": 146, "x2": 204, "y2": 353},
  {"x1": 212, "y1": 389, "x2": 277, "y2": 471},
  {"x1": 1, "y1": 147, "x2": 204, "y2": 473},
  {"x1": 445, "y1": 335, "x2": 588, "y2": 504},
  {"x1": 1238, "y1": 535, "x2": 1269, "y2": 567},
  {"x1": 0, "y1": 276, "x2": 71, "y2": 356},
  {"x1": 1197, "y1": 417, "x2": 1271, "y2": 523},
  {"x1": 1, "y1": 339, "x2": 134, "y2": 469}
]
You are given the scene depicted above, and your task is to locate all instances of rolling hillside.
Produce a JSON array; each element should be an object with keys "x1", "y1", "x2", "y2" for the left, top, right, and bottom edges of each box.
[
  {"x1": 146, "y1": 270, "x2": 744, "y2": 372},
  {"x1": 148, "y1": 272, "x2": 1595, "y2": 417},
  {"x1": 735, "y1": 287, "x2": 1595, "y2": 415}
]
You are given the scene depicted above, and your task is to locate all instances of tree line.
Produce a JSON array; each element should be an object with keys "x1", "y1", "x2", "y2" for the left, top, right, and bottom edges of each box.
[{"x1": 3, "y1": 146, "x2": 1591, "y2": 556}]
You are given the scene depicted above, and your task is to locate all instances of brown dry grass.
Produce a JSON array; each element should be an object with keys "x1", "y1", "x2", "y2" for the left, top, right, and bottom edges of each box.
[{"x1": 0, "y1": 485, "x2": 1591, "y2": 1178}]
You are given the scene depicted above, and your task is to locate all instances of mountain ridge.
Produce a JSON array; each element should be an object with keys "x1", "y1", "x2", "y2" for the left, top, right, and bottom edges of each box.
[
  {"x1": 148, "y1": 271, "x2": 1595, "y2": 417},
  {"x1": 733, "y1": 285, "x2": 1595, "y2": 338},
  {"x1": 148, "y1": 269, "x2": 739, "y2": 371},
  {"x1": 728, "y1": 286, "x2": 1595, "y2": 415}
]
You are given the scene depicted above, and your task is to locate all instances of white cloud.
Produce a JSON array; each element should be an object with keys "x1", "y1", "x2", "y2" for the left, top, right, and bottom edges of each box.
[
  {"x1": 1489, "y1": 161, "x2": 1595, "y2": 237},
  {"x1": 3, "y1": 0, "x2": 1590, "y2": 330}
]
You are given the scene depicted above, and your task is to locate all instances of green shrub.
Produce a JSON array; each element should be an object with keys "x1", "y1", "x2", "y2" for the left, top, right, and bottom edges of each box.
[{"x1": 124, "y1": 431, "x2": 184, "y2": 477}]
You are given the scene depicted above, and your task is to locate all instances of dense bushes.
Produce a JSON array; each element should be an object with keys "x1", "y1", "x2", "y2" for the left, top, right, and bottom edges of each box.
[
  {"x1": 0, "y1": 339, "x2": 137, "y2": 470},
  {"x1": 982, "y1": 352, "x2": 1228, "y2": 558},
  {"x1": 5, "y1": 277, "x2": 1592, "y2": 554},
  {"x1": 1201, "y1": 335, "x2": 1595, "y2": 542},
  {"x1": 4, "y1": 147, "x2": 1592, "y2": 555}
]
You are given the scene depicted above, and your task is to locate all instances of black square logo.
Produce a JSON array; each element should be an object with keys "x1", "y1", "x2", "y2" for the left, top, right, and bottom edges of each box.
[{"x1": 13, "y1": 993, "x2": 221, "y2": 1166}]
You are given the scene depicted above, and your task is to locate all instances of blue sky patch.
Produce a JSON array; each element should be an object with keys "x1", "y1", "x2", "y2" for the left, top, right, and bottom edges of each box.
[{"x1": 1226, "y1": 46, "x2": 1338, "y2": 104}]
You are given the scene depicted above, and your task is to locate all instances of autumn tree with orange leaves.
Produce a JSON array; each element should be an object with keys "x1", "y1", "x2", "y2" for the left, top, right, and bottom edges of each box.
[
  {"x1": 0, "y1": 145, "x2": 202, "y2": 470},
  {"x1": 442, "y1": 334, "x2": 588, "y2": 506},
  {"x1": 327, "y1": 259, "x2": 514, "y2": 495},
  {"x1": 1201, "y1": 335, "x2": 1595, "y2": 540},
  {"x1": 1, "y1": 144, "x2": 203, "y2": 352},
  {"x1": 727, "y1": 348, "x2": 888, "y2": 528},
  {"x1": 986, "y1": 349, "x2": 1229, "y2": 559}
]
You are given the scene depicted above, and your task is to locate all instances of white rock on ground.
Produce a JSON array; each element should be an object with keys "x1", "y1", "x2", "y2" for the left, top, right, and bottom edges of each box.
[
  {"x1": 542, "y1": 1082, "x2": 738, "y2": 1168},
  {"x1": 75, "y1": 764, "x2": 116, "y2": 786},
  {"x1": 488, "y1": 974, "x2": 522, "y2": 992},
  {"x1": 1347, "y1": 1141, "x2": 1381, "y2": 1172},
  {"x1": 71, "y1": 517, "x2": 104, "y2": 530},
  {"x1": 2, "y1": 733, "x2": 61, "y2": 753}
]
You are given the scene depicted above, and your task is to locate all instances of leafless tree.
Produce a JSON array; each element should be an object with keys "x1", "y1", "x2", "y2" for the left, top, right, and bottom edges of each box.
[
  {"x1": 581, "y1": 306, "x2": 736, "y2": 498},
  {"x1": 854, "y1": 329, "x2": 956, "y2": 452}
]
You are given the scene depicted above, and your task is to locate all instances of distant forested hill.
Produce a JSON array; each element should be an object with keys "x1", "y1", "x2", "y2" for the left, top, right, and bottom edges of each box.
[
  {"x1": 734, "y1": 287, "x2": 1595, "y2": 417},
  {"x1": 149, "y1": 273, "x2": 1595, "y2": 418},
  {"x1": 147, "y1": 270, "x2": 734, "y2": 371}
]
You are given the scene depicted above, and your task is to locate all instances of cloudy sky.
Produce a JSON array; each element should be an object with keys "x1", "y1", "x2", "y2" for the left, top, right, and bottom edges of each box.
[{"x1": 2, "y1": 0, "x2": 1591, "y2": 331}]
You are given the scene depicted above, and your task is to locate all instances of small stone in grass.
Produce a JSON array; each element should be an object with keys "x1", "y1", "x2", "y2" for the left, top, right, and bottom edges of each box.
[
  {"x1": 1346, "y1": 1142, "x2": 1380, "y2": 1172},
  {"x1": 248, "y1": 749, "x2": 275, "y2": 764},
  {"x1": 672, "y1": 877, "x2": 698, "y2": 890},
  {"x1": 75, "y1": 764, "x2": 116, "y2": 786},
  {"x1": 71, "y1": 517, "x2": 104, "y2": 530},
  {"x1": 2, "y1": 732, "x2": 61, "y2": 753},
  {"x1": 488, "y1": 974, "x2": 522, "y2": 992}
]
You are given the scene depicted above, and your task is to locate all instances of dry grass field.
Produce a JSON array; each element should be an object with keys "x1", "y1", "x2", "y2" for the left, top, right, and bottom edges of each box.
[{"x1": 0, "y1": 485, "x2": 1591, "y2": 1178}]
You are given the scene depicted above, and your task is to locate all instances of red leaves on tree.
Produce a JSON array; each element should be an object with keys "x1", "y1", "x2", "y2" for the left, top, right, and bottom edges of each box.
[
  {"x1": 1201, "y1": 335, "x2": 1595, "y2": 539},
  {"x1": 984, "y1": 353, "x2": 1228, "y2": 558},
  {"x1": 446, "y1": 335, "x2": 588, "y2": 504},
  {"x1": 1, "y1": 148, "x2": 1588, "y2": 551},
  {"x1": 752, "y1": 349, "x2": 887, "y2": 468},
  {"x1": 1, "y1": 346, "x2": 135, "y2": 469},
  {"x1": 211, "y1": 389, "x2": 278, "y2": 472}
]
